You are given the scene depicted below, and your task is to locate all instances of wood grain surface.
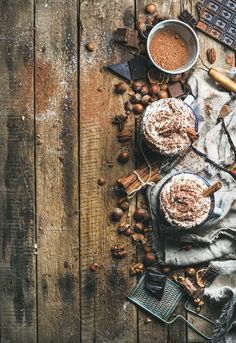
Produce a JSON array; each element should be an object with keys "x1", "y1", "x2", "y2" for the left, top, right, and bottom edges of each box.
[{"x1": 0, "y1": 0, "x2": 235, "y2": 342}]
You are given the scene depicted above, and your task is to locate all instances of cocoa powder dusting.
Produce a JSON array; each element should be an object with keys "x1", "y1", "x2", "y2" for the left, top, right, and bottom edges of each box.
[{"x1": 150, "y1": 30, "x2": 189, "y2": 71}]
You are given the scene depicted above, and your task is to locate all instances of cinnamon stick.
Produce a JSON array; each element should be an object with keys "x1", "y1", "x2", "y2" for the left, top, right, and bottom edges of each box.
[
  {"x1": 117, "y1": 162, "x2": 161, "y2": 196},
  {"x1": 186, "y1": 127, "x2": 199, "y2": 141},
  {"x1": 202, "y1": 181, "x2": 222, "y2": 197}
]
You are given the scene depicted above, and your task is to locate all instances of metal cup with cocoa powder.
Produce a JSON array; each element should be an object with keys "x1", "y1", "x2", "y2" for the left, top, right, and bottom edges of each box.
[{"x1": 147, "y1": 20, "x2": 199, "y2": 75}]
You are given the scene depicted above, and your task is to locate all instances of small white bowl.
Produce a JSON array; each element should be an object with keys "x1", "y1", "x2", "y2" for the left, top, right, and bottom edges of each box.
[{"x1": 147, "y1": 19, "x2": 200, "y2": 75}]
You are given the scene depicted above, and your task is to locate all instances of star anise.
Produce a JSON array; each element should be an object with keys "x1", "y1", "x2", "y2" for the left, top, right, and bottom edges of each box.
[{"x1": 112, "y1": 113, "x2": 128, "y2": 131}]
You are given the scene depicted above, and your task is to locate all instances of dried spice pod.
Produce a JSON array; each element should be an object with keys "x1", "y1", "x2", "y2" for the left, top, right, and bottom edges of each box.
[
  {"x1": 206, "y1": 48, "x2": 216, "y2": 64},
  {"x1": 130, "y1": 263, "x2": 144, "y2": 276},
  {"x1": 202, "y1": 182, "x2": 222, "y2": 197}
]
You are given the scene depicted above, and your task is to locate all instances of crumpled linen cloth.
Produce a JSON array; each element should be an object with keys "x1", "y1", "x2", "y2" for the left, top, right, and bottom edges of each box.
[{"x1": 146, "y1": 68, "x2": 236, "y2": 342}]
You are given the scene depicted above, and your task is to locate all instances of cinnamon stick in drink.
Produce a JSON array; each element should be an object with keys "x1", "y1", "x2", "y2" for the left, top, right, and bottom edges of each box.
[
  {"x1": 186, "y1": 127, "x2": 199, "y2": 141},
  {"x1": 202, "y1": 181, "x2": 222, "y2": 197}
]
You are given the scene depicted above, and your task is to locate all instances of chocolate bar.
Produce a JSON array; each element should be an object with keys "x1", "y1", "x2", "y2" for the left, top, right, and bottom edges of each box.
[
  {"x1": 168, "y1": 82, "x2": 185, "y2": 98},
  {"x1": 202, "y1": 264, "x2": 219, "y2": 287}
]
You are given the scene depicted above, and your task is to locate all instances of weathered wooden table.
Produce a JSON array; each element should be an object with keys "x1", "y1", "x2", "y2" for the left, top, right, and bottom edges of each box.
[{"x1": 0, "y1": 0, "x2": 235, "y2": 342}]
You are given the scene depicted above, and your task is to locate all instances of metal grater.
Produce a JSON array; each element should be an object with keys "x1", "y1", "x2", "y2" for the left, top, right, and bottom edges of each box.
[
  {"x1": 128, "y1": 275, "x2": 214, "y2": 341},
  {"x1": 128, "y1": 275, "x2": 184, "y2": 321}
]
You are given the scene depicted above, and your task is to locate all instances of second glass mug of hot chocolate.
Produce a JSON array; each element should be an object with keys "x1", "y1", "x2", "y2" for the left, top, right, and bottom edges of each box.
[{"x1": 157, "y1": 172, "x2": 222, "y2": 230}]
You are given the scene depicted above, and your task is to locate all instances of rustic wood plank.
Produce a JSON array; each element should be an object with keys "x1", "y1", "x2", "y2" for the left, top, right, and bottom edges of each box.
[
  {"x1": 35, "y1": 1, "x2": 80, "y2": 342},
  {"x1": 0, "y1": 1, "x2": 36, "y2": 342},
  {"x1": 79, "y1": 0, "x2": 138, "y2": 342}
]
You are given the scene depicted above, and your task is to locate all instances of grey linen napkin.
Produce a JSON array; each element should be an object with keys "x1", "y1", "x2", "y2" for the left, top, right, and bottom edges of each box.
[
  {"x1": 148, "y1": 68, "x2": 236, "y2": 266},
  {"x1": 146, "y1": 69, "x2": 236, "y2": 342}
]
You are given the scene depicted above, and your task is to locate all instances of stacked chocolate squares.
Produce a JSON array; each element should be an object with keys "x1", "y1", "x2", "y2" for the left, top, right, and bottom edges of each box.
[{"x1": 144, "y1": 268, "x2": 167, "y2": 301}]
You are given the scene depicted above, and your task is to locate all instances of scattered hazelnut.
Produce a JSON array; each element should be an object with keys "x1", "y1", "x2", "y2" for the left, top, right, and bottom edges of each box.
[
  {"x1": 143, "y1": 212, "x2": 151, "y2": 223},
  {"x1": 97, "y1": 177, "x2": 106, "y2": 186},
  {"x1": 37, "y1": 138, "x2": 44, "y2": 145},
  {"x1": 145, "y1": 3, "x2": 156, "y2": 14},
  {"x1": 115, "y1": 81, "x2": 127, "y2": 94},
  {"x1": 137, "y1": 18, "x2": 145, "y2": 33},
  {"x1": 143, "y1": 244, "x2": 153, "y2": 253},
  {"x1": 118, "y1": 197, "x2": 130, "y2": 211},
  {"x1": 139, "y1": 85, "x2": 149, "y2": 96},
  {"x1": 117, "y1": 224, "x2": 130, "y2": 234},
  {"x1": 161, "y1": 266, "x2": 171, "y2": 274},
  {"x1": 130, "y1": 93, "x2": 142, "y2": 104},
  {"x1": 124, "y1": 228, "x2": 133, "y2": 236},
  {"x1": 131, "y1": 81, "x2": 142, "y2": 92},
  {"x1": 111, "y1": 244, "x2": 127, "y2": 258},
  {"x1": 124, "y1": 101, "x2": 133, "y2": 112},
  {"x1": 111, "y1": 208, "x2": 124, "y2": 221},
  {"x1": 185, "y1": 267, "x2": 196, "y2": 277},
  {"x1": 133, "y1": 208, "x2": 145, "y2": 221},
  {"x1": 158, "y1": 90, "x2": 169, "y2": 99},
  {"x1": 86, "y1": 41, "x2": 95, "y2": 52},
  {"x1": 134, "y1": 222, "x2": 145, "y2": 234},
  {"x1": 160, "y1": 83, "x2": 168, "y2": 91},
  {"x1": 133, "y1": 103, "x2": 144, "y2": 114},
  {"x1": 141, "y1": 95, "x2": 152, "y2": 106},
  {"x1": 149, "y1": 84, "x2": 160, "y2": 95},
  {"x1": 118, "y1": 150, "x2": 129, "y2": 163},
  {"x1": 90, "y1": 263, "x2": 98, "y2": 272},
  {"x1": 143, "y1": 252, "x2": 156, "y2": 264}
]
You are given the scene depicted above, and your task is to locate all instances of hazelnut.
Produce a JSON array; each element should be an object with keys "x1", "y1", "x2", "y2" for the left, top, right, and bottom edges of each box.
[
  {"x1": 133, "y1": 103, "x2": 144, "y2": 114},
  {"x1": 145, "y1": 3, "x2": 156, "y2": 14},
  {"x1": 134, "y1": 222, "x2": 145, "y2": 234},
  {"x1": 124, "y1": 228, "x2": 133, "y2": 236},
  {"x1": 143, "y1": 252, "x2": 156, "y2": 264},
  {"x1": 160, "y1": 83, "x2": 168, "y2": 91},
  {"x1": 130, "y1": 93, "x2": 142, "y2": 104},
  {"x1": 86, "y1": 41, "x2": 95, "y2": 51},
  {"x1": 139, "y1": 85, "x2": 149, "y2": 96},
  {"x1": 137, "y1": 18, "x2": 145, "y2": 33},
  {"x1": 143, "y1": 244, "x2": 153, "y2": 253},
  {"x1": 143, "y1": 212, "x2": 151, "y2": 223},
  {"x1": 141, "y1": 95, "x2": 152, "y2": 106},
  {"x1": 111, "y1": 208, "x2": 124, "y2": 221},
  {"x1": 115, "y1": 81, "x2": 127, "y2": 94},
  {"x1": 133, "y1": 208, "x2": 145, "y2": 221},
  {"x1": 149, "y1": 84, "x2": 160, "y2": 95},
  {"x1": 118, "y1": 197, "x2": 130, "y2": 211},
  {"x1": 158, "y1": 90, "x2": 169, "y2": 99},
  {"x1": 124, "y1": 101, "x2": 133, "y2": 112},
  {"x1": 117, "y1": 224, "x2": 130, "y2": 234},
  {"x1": 90, "y1": 263, "x2": 98, "y2": 272},
  {"x1": 131, "y1": 81, "x2": 142, "y2": 92},
  {"x1": 144, "y1": 318, "x2": 152, "y2": 324},
  {"x1": 161, "y1": 266, "x2": 171, "y2": 274},
  {"x1": 185, "y1": 267, "x2": 196, "y2": 277},
  {"x1": 118, "y1": 150, "x2": 129, "y2": 163},
  {"x1": 97, "y1": 177, "x2": 106, "y2": 186}
]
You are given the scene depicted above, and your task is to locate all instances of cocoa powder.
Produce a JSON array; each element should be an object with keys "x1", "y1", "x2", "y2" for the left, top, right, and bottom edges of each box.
[{"x1": 150, "y1": 30, "x2": 189, "y2": 71}]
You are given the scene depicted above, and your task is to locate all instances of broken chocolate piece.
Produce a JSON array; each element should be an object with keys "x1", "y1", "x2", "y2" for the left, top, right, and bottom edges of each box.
[
  {"x1": 114, "y1": 28, "x2": 139, "y2": 50},
  {"x1": 168, "y1": 82, "x2": 185, "y2": 98},
  {"x1": 129, "y1": 55, "x2": 147, "y2": 80},
  {"x1": 178, "y1": 9, "x2": 197, "y2": 27},
  {"x1": 145, "y1": 268, "x2": 166, "y2": 300},
  {"x1": 107, "y1": 62, "x2": 131, "y2": 81}
]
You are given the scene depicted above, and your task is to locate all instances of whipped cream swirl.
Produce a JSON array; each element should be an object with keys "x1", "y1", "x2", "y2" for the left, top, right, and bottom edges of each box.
[
  {"x1": 160, "y1": 174, "x2": 212, "y2": 229},
  {"x1": 143, "y1": 98, "x2": 196, "y2": 155}
]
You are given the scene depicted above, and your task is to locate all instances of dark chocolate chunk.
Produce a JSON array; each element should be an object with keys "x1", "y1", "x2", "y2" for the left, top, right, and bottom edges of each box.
[
  {"x1": 128, "y1": 55, "x2": 147, "y2": 80},
  {"x1": 179, "y1": 9, "x2": 197, "y2": 27},
  {"x1": 107, "y1": 62, "x2": 132, "y2": 81},
  {"x1": 202, "y1": 265, "x2": 219, "y2": 287},
  {"x1": 114, "y1": 28, "x2": 139, "y2": 49},
  {"x1": 144, "y1": 268, "x2": 167, "y2": 300},
  {"x1": 168, "y1": 82, "x2": 185, "y2": 98}
]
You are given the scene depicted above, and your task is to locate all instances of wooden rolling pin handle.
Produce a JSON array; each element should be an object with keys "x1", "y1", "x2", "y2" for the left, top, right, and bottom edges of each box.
[{"x1": 208, "y1": 68, "x2": 236, "y2": 93}]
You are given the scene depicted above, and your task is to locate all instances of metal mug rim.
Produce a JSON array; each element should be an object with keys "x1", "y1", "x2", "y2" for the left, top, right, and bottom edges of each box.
[{"x1": 147, "y1": 19, "x2": 200, "y2": 75}]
